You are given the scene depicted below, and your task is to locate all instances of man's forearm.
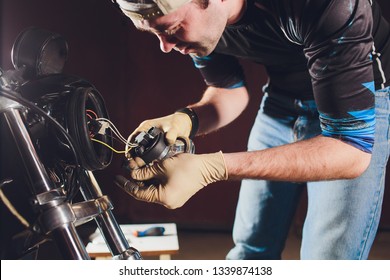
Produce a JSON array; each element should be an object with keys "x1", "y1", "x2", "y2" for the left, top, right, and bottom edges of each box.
[
  {"x1": 224, "y1": 135, "x2": 372, "y2": 181},
  {"x1": 189, "y1": 86, "x2": 249, "y2": 135}
]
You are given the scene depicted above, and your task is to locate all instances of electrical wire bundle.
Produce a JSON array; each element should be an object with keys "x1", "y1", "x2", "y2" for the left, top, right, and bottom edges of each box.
[{"x1": 87, "y1": 112, "x2": 138, "y2": 158}]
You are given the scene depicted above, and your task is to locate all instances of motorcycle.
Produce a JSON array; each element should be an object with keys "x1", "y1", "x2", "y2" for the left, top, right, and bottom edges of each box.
[{"x1": 0, "y1": 27, "x2": 142, "y2": 260}]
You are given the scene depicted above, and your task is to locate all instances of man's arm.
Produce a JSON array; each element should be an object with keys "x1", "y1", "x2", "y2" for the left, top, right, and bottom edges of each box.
[
  {"x1": 189, "y1": 86, "x2": 250, "y2": 135},
  {"x1": 127, "y1": 87, "x2": 372, "y2": 209},
  {"x1": 189, "y1": 85, "x2": 371, "y2": 181},
  {"x1": 189, "y1": 86, "x2": 371, "y2": 181},
  {"x1": 128, "y1": 131, "x2": 371, "y2": 209},
  {"x1": 224, "y1": 135, "x2": 371, "y2": 181}
]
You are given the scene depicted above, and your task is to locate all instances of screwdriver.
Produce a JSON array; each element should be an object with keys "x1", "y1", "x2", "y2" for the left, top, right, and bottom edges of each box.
[{"x1": 133, "y1": 226, "x2": 165, "y2": 237}]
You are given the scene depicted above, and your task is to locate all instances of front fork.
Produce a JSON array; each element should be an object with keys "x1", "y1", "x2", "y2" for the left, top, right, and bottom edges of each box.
[{"x1": 1, "y1": 102, "x2": 141, "y2": 260}]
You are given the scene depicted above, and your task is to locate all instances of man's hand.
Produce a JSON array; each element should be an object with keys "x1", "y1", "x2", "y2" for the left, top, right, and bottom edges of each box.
[
  {"x1": 126, "y1": 152, "x2": 228, "y2": 209},
  {"x1": 129, "y1": 112, "x2": 192, "y2": 146}
]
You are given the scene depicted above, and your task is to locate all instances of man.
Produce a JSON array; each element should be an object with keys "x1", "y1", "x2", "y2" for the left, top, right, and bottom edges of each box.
[{"x1": 113, "y1": 0, "x2": 390, "y2": 259}]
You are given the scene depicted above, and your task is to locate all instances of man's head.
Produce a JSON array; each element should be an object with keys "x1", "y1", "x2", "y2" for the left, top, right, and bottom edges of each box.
[
  {"x1": 115, "y1": 0, "x2": 193, "y2": 21},
  {"x1": 115, "y1": 0, "x2": 243, "y2": 57}
]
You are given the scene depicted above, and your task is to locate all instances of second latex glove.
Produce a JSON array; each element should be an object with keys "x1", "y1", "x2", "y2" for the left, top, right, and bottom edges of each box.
[
  {"x1": 128, "y1": 151, "x2": 228, "y2": 209},
  {"x1": 129, "y1": 112, "x2": 192, "y2": 146}
]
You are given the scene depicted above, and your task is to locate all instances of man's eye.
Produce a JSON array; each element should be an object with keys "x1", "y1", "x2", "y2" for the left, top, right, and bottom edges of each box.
[{"x1": 164, "y1": 26, "x2": 180, "y2": 36}]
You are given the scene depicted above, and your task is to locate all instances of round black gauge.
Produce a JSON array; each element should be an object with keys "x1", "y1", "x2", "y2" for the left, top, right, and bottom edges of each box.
[{"x1": 11, "y1": 27, "x2": 68, "y2": 77}]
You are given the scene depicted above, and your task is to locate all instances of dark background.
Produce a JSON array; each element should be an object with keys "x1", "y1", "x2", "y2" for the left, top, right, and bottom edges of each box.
[{"x1": 0, "y1": 0, "x2": 389, "y2": 233}]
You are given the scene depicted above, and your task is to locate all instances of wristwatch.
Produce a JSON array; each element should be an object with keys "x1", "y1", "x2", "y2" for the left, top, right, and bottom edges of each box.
[{"x1": 175, "y1": 107, "x2": 199, "y2": 139}]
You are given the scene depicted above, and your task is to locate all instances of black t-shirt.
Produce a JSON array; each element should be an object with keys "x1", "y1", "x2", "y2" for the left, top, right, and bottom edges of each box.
[{"x1": 191, "y1": 0, "x2": 390, "y2": 153}]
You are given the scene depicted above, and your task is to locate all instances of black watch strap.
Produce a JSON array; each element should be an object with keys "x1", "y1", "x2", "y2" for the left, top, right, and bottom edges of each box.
[{"x1": 175, "y1": 107, "x2": 199, "y2": 139}]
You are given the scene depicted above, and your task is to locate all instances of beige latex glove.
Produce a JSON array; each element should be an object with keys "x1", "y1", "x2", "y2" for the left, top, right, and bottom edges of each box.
[
  {"x1": 127, "y1": 151, "x2": 228, "y2": 209},
  {"x1": 130, "y1": 112, "x2": 192, "y2": 146},
  {"x1": 128, "y1": 112, "x2": 193, "y2": 168}
]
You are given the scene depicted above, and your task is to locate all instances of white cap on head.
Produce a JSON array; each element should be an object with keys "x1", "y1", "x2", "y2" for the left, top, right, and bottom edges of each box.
[{"x1": 116, "y1": 0, "x2": 191, "y2": 20}]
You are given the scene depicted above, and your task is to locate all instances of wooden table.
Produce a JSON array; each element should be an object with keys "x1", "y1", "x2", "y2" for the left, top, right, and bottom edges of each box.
[{"x1": 86, "y1": 223, "x2": 179, "y2": 260}]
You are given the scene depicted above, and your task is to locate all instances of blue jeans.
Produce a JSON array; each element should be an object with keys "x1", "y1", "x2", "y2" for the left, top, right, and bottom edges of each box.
[{"x1": 226, "y1": 87, "x2": 390, "y2": 260}]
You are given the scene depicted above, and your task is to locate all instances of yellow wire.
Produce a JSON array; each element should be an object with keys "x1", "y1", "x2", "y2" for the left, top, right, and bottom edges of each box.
[{"x1": 91, "y1": 138, "x2": 131, "y2": 154}]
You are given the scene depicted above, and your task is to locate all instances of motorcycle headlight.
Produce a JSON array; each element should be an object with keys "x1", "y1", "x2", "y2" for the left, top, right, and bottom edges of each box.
[
  {"x1": 8, "y1": 28, "x2": 113, "y2": 171},
  {"x1": 11, "y1": 27, "x2": 68, "y2": 78}
]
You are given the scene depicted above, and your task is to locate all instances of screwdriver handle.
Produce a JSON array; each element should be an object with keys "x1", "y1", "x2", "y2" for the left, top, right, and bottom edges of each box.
[{"x1": 133, "y1": 226, "x2": 165, "y2": 237}]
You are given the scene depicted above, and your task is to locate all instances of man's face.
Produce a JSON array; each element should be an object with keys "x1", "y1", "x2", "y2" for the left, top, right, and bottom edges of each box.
[{"x1": 131, "y1": 1, "x2": 228, "y2": 57}]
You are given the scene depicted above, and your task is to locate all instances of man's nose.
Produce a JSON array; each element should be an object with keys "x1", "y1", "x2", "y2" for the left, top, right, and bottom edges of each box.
[{"x1": 157, "y1": 34, "x2": 177, "y2": 53}]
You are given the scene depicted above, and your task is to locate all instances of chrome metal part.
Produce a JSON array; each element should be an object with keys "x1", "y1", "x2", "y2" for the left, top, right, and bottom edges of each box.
[
  {"x1": 34, "y1": 188, "x2": 67, "y2": 208},
  {"x1": 38, "y1": 203, "x2": 76, "y2": 234},
  {"x1": 72, "y1": 196, "x2": 113, "y2": 226},
  {"x1": 82, "y1": 171, "x2": 142, "y2": 259},
  {"x1": 0, "y1": 95, "x2": 22, "y2": 112},
  {"x1": 50, "y1": 223, "x2": 90, "y2": 260},
  {"x1": 3, "y1": 108, "x2": 54, "y2": 194},
  {"x1": 113, "y1": 247, "x2": 143, "y2": 260}
]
